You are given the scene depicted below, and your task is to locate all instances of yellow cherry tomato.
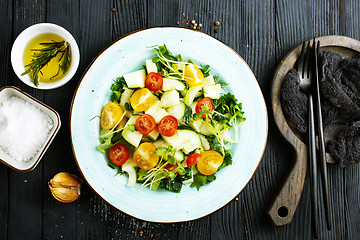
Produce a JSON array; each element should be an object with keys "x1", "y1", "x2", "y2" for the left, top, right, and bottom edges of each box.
[
  {"x1": 100, "y1": 102, "x2": 123, "y2": 129},
  {"x1": 133, "y1": 142, "x2": 159, "y2": 170},
  {"x1": 184, "y1": 64, "x2": 204, "y2": 86},
  {"x1": 197, "y1": 150, "x2": 223, "y2": 175},
  {"x1": 130, "y1": 88, "x2": 154, "y2": 112}
]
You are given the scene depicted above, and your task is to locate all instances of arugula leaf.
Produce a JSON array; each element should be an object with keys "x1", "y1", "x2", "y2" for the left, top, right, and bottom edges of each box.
[
  {"x1": 180, "y1": 167, "x2": 192, "y2": 181},
  {"x1": 219, "y1": 149, "x2": 232, "y2": 169},
  {"x1": 213, "y1": 75, "x2": 229, "y2": 89},
  {"x1": 110, "y1": 76, "x2": 127, "y2": 103},
  {"x1": 160, "y1": 176, "x2": 182, "y2": 193},
  {"x1": 107, "y1": 161, "x2": 118, "y2": 169},
  {"x1": 200, "y1": 64, "x2": 211, "y2": 77}
]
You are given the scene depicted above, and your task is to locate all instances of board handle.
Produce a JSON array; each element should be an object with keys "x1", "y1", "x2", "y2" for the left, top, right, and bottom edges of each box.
[{"x1": 267, "y1": 141, "x2": 308, "y2": 226}]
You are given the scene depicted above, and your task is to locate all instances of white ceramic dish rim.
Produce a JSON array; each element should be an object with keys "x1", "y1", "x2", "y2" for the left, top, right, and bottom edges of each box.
[
  {"x1": 70, "y1": 26, "x2": 268, "y2": 222},
  {"x1": 11, "y1": 23, "x2": 80, "y2": 90},
  {"x1": 0, "y1": 86, "x2": 61, "y2": 171}
]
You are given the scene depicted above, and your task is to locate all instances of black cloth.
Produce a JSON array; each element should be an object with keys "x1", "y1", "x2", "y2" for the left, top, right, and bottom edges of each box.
[{"x1": 281, "y1": 50, "x2": 360, "y2": 167}]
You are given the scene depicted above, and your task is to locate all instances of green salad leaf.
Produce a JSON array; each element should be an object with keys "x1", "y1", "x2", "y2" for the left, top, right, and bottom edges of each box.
[{"x1": 190, "y1": 173, "x2": 216, "y2": 191}]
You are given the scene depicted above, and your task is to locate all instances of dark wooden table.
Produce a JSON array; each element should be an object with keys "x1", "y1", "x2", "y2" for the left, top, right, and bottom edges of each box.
[{"x1": 1, "y1": 0, "x2": 360, "y2": 239}]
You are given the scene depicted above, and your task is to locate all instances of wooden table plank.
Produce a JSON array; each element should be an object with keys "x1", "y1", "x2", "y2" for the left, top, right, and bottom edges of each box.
[
  {"x1": 40, "y1": 1, "x2": 82, "y2": 239},
  {"x1": 0, "y1": 0, "x2": 13, "y2": 238},
  {"x1": 339, "y1": 2, "x2": 360, "y2": 240},
  {"x1": 7, "y1": 1, "x2": 46, "y2": 239},
  {"x1": 204, "y1": 0, "x2": 278, "y2": 239}
]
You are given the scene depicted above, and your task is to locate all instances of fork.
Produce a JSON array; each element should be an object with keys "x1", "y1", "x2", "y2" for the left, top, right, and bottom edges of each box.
[{"x1": 297, "y1": 41, "x2": 318, "y2": 238}]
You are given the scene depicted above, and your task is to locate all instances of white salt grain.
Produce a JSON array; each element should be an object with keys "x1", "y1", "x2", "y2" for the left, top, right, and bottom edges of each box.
[{"x1": 0, "y1": 96, "x2": 53, "y2": 162}]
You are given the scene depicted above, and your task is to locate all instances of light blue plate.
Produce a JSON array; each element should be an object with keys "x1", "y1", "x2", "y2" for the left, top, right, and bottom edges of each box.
[{"x1": 70, "y1": 27, "x2": 268, "y2": 223}]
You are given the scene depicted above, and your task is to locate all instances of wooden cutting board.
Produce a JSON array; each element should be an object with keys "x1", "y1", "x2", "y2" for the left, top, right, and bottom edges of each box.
[{"x1": 268, "y1": 35, "x2": 360, "y2": 226}]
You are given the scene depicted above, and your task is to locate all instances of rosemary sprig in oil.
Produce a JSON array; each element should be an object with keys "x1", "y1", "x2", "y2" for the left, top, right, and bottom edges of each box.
[{"x1": 21, "y1": 40, "x2": 71, "y2": 87}]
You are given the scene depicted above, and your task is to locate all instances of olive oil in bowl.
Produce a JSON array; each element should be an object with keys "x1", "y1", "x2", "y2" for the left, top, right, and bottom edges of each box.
[{"x1": 23, "y1": 33, "x2": 72, "y2": 86}]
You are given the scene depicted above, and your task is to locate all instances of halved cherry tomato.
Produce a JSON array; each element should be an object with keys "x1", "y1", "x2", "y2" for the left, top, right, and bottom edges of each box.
[
  {"x1": 130, "y1": 88, "x2": 154, "y2": 112},
  {"x1": 145, "y1": 72, "x2": 163, "y2": 91},
  {"x1": 158, "y1": 115, "x2": 178, "y2": 137},
  {"x1": 135, "y1": 114, "x2": 156, "y2": 135},
  {"x1": 164, "y1": 163, "x2": 178, "y2": 172},
  {"x1": 109, "y1": 144, "x2": 129, "y2": 166},
  {"x1": 195, "y1": 97, "x2": 214, "y2": 118},
  {"x1": 100, "y1": 102, "x2": 123, "y2": 129},
  {"x1": 184, "y1": 64, "x2": 204, "y2": 86},
  {"x1": 197, "y1": 150, "x2": 223, "y2": 175},
  {"x1": 186, "y1": 153, "x2": 202, "y2": 167},
  {"x1": 133, "y1": 142, "x2": 159, "y2": 170}
]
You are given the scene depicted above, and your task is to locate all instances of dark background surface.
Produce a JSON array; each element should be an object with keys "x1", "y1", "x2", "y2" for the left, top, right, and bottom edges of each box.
[{"x1": 1, "y1": 0, "x2": 359, "y2": 239}]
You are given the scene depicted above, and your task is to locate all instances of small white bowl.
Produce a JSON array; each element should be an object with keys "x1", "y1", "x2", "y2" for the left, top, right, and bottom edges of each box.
[
  {"x1": 11, "y1": 23, "x2": 80, "y2": 90},
  {"x1": 0, "y1": 86, "x2": 61, "y2": 171}
]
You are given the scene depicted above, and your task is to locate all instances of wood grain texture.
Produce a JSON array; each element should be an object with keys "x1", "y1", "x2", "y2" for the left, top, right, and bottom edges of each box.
[
  {"x1": 7, "y1": 1, "x2": 46, "y2": 240},
  {"x1": 1, "y1": 0, "x2": 360, "y2": 239},
  {"x1": 0, "y1": 0, "x2": 12, "y2": 238},
  {"x1": 339, "y1": 3, "x2": 360, "y2": 240},
  {"x1": 41, "y1": 1, "x2": 82, "y2": 239}
]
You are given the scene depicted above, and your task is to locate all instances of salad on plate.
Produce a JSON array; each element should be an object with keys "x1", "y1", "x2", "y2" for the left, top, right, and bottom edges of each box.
[{"x1": 96, "y1": 45, "x2": 245, "y2": 193}]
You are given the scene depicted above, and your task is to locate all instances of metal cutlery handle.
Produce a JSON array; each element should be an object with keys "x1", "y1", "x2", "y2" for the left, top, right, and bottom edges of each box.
[
  {"x1": 308, "y1": 94, "x2": 318, "y2": 238},
  {"x1": 313, "y1": 40, "x2": 331, "y2": 230}
]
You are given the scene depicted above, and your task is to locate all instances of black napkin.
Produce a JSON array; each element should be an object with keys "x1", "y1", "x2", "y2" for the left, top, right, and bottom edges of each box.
[{"x1": 281, "y1": 50, "x2": 360, "y2": 167}]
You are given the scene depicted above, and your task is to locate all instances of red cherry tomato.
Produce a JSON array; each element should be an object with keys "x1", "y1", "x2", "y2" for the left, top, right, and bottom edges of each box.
[
  {"x1": 195, "y1": 97, "x2": 214, "y2": 118},
  {"x1": 145, "y1": 72, "x2": 163, "y2": 91},
  {"x1": 186, "y1": 153, "x2": 202, "y2": 167},
  {"x1": 109, "y1": 144, "x2": 129, "y2": 166},
  {"x1": 158, "y1": 115, "x2": 178, "y2": 137},
  {"x1": 135, "y1": 114, "x2": 157, "y2": 135},
  {"x1": 164, "y1": 163, "x2": 178, "y2": 172}
]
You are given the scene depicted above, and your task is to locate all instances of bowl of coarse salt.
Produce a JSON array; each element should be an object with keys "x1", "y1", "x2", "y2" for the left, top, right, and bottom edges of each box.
[{"x1": 0, "y1": 86, "x2": 61, "y2": 171}]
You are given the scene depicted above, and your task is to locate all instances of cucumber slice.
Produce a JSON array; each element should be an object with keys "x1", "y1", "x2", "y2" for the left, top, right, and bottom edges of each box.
[
  {"x1": 162, "y1": 78, "x2": 186, "y2": 91},
  {"x1": 188, "y1": 119, "x2": 203, "y2": 132},
  {"x1": 199, "y1": 121, "x2": 216, "y2": 136},
  {"x1": 199, "y1": 134, "x2": 210, "y2": 150},
  {"x1": 148, "y1": 127, "x2": 159, "y2": 141},
  {"x1": 184, "y1": 83, "x2": 204, "y2": 106},
  {"x1": 145, "y1": 98, "x2": 161, "y2": 115},
  {"x1": 146, "y1": 59, "x2": 157, "y2": 73},
  {"x1": 121, "y1": 115, "x2": 143, "y2": 147},
  {"x1": 150, "y1": 108, "x2": 169, "y2": 123},
  {"x1": 119, "y1": 88, "x2": 134, "y2": 107},
  {"x1": 121, "y1": 159, "x2": 138, "y2": 187},
  {"x1": 190, "y1": 101, "x2": 197, "y2": 114},
  {"x1": 174, "y1": 150, "x2": 184, "y2": 162},
  {"x1": 223, "y1": 128, "x2": 236, "y2": 143},
  {"x1": 178, "y1": 130, "x2": 201, "y2": 153},
  {"x1": 162, "y1": 132, "x2": 184, "y2": 150},
  {"x1": 153, "y1": 139, "x2": 169, "y2": 148},
  {"x1": 203, "y1": 75, "x2": 215, "y2": 85},
  {"x1": 167, "y1": 101, "x2": 192, "y2": 124},
  {"x1": 123, "y1": 69, "x2": 146, "y2": 88},
  {"x1": 162, "y1": 130, "x2": 201, "y2": 153},
  {"x1": 204, "y1": 84, "x2": 221, "y2": 99},
  {"x1": 160, "y1": 89, "x2": 180, "y2": 108}
]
